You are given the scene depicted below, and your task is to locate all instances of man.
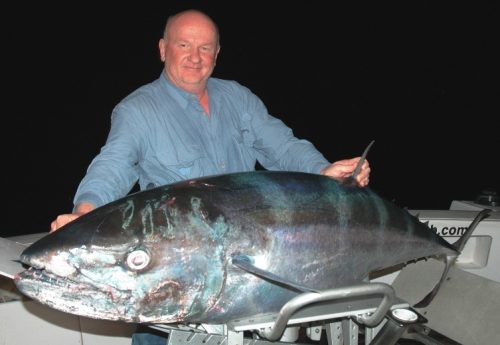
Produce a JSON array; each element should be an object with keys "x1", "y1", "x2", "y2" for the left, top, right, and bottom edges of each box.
[{"x1": 51, "y1": 9, "x2": 370, "y2": 344}]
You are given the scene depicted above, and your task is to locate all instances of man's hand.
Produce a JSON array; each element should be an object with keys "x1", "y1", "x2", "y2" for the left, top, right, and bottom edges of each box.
[
  {"x1": 320, "y1": 157, "x2": 371, "y2": 187},
  {"x1": 50, "y1": 202, "x2": 95, "y2": 232}
]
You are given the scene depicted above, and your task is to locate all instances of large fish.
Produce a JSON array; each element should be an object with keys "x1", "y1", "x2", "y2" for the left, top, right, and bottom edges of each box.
[{"x1": 13, "y1": 171, "x2": 489, "y2": 324}]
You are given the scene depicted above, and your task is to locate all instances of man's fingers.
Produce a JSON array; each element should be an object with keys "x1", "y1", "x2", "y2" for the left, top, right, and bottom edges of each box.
[{"x1": 50, "y1": 214, "x2": 79, "y2": 233}]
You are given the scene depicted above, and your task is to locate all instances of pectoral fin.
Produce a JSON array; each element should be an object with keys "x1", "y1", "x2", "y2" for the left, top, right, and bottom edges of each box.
[{"x1": 231, "y1": 254, "x2": 318, "y2": 293}]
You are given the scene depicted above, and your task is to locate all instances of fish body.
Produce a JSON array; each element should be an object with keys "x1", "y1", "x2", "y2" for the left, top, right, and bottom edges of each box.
[{"x1": 14, "y1": 171, "x2": 458, "y2": 324}]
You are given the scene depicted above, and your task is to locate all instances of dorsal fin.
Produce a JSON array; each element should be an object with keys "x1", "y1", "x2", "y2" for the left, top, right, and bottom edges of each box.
[
  {"x1": 343, "y1": 140, "x2": 375, "y2": 187},
  {"x1": 413, "y1": 209, "x2": 492, "y2": 308},
  {"x1": 231, "y1": 254, "x2": 319, "y2": 293}
]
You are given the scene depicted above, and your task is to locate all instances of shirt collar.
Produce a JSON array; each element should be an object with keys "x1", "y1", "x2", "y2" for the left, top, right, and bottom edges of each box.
[{"x1": 159, "y1": 72, "x2": 212, "y2": 111}]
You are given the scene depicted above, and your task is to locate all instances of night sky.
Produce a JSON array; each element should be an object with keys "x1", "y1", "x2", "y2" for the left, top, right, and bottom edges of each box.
[{"x1": 4, "y1": 2, "x2": 498, "y2": 237}]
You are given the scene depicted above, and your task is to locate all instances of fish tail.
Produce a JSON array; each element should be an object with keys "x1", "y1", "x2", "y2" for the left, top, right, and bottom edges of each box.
[
  {"x1": 452, "y1": 208, "x2": 492, "y2": 252},
  {"x1": 413, "y1": 208, "x2": 492, "y2": 308}
]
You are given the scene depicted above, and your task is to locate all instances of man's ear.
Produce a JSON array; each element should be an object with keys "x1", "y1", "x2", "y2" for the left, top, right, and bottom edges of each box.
[{"x1": 158, "y1": 38, "x2": 166, "y2": 62}]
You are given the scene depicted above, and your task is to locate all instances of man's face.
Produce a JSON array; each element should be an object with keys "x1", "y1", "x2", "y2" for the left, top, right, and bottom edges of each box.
[{"x1": 159, "y1": 14, "x2": 220, "y2": 94}]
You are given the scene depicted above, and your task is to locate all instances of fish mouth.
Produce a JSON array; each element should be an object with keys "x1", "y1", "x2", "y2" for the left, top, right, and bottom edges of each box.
[
  {"x1": 14, "y1": 266, "x2": 138, "y2": 322},
  {"x1": 15, "y1": 266, "x2": 110, "y2": 302},
  {"x1": 16, "y1": 250, "x2": 130, "y2": 301},
  {"x1": 15, "y1": 267, "x2": 90, "y2": 290}
]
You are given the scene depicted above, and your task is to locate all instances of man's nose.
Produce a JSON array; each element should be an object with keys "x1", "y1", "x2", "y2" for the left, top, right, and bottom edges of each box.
[{"x1": 189, "y1": 49, "x2": 202, "y2": 62}]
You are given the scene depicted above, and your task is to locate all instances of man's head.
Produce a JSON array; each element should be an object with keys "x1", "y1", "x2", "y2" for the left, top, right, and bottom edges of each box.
[{"x1": 159, "y1": 10, "x2": 220, "y2": 95}]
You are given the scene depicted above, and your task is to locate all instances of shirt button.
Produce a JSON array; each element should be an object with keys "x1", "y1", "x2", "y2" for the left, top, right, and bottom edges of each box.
[{"x1": 220, "y1": 163, "x2": 226, "y2": 171}]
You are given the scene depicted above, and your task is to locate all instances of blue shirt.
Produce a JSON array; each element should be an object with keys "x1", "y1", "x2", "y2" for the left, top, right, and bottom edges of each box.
[{"x1": 74, "y1": 73, "x2": 330, "y2": 208}]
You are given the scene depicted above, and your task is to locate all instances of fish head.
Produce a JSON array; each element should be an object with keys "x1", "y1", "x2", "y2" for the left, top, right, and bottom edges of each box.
[{"x1": 14, "y1": 194, "x2": 226, "y2": 323}]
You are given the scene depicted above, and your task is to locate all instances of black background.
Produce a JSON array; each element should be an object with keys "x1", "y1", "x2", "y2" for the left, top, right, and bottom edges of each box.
[{"x1": 3, "y1": 2, "x2": 498, "y2": 236}]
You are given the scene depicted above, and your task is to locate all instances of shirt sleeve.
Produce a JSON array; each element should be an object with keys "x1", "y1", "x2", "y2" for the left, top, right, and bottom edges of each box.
[
  {"x1": 73, "y1": 103, "x2": 142, "y2": 209},
  {"x1": 238, "y1": 84, "x2": 330, "y2": 174}
]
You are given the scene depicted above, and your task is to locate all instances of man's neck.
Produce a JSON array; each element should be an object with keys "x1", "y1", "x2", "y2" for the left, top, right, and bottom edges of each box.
[{"x1": 198, "y1": 89, "x2": 210, "y2": 116}]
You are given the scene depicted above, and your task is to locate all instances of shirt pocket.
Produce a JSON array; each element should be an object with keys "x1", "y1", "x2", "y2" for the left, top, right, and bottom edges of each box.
[
  {"x1": 234, "y1": 112, "x2": 256, "y2": 148},
  {"x1": 156, "y1": 144, "x2": 204, "y2": 179}
]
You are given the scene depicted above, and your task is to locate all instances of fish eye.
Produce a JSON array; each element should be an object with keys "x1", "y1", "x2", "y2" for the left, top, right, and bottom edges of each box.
[{"x1": 126, "y1": 249, "x2": 151, "y2": 271}]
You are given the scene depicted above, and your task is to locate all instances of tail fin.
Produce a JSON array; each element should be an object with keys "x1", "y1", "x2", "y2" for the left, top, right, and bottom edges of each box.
[
  {"x1": 413, "y1": 208, "x2": 492, "y2": 308},
  {"x1": 452, "y1": 208, "x2": 492, "y2": 252}
]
